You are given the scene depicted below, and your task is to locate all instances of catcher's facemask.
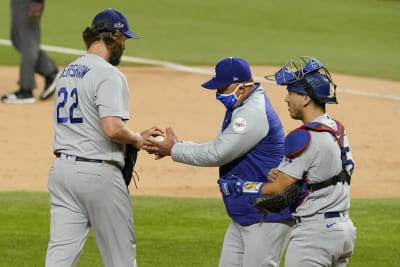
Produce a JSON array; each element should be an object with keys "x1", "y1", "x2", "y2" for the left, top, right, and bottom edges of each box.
[
  {"x1": 265, "y1": 56, "x2": 338, "y2": 104},
  {"x1": 265, "y1": 56, "x2": 327, "y2": 85}
]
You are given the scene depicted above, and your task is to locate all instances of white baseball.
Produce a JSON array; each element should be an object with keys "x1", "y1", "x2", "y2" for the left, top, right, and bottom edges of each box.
[{"x1": 153, "y1": 135, "x2": 166, "y2": 142}]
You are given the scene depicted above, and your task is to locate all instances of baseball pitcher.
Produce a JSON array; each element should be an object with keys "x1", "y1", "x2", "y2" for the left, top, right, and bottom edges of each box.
[{"x1": 45, "y1": 9, "x2": 162, "y2": 267}]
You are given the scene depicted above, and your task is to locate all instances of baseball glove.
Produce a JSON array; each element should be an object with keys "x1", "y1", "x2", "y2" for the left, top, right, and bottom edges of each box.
[
  {"x1": 121, "y1": 144, "x2": 139, "y2": 187},
  {"x1": 253, "y1": 182, "x2": 301, "y2": 214}
]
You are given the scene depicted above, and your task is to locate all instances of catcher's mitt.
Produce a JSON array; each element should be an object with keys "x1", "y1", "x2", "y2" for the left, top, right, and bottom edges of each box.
[
  {"x1": 121, "y1": 144, "x2": 139, "y2": 187},
  {"x1": 253, "y1": 182, "x2": 301, "y2": 214}
]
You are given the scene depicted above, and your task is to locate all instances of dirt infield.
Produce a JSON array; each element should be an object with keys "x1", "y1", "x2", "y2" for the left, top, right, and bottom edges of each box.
[{"x1": 0, "y1": 66, "x2": 399, "y2": 198}]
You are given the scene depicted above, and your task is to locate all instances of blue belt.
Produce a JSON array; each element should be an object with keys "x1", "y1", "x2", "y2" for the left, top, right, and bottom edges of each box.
[{"x1": 324, "y1": 211, "x2": 341, "y2": 219}]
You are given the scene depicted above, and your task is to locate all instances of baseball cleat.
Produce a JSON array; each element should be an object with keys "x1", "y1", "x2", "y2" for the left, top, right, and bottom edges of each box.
[
  {"x1": 40, "y1": 71, "x2": 60, "y2": 100},
  {"x1": 1, "y1": 89, "x2": 36, "y2": 104}
]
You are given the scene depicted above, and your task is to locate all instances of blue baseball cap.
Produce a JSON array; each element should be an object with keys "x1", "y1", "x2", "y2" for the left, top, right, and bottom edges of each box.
[
  {"x1": 91, "y1": 8, "x2": 139, "y2": 39},
  {"x1": 202, "y1": 57, "x2": 252, "y2": 90}
]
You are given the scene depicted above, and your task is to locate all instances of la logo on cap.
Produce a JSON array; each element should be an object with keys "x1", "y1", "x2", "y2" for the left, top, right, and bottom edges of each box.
[{"x1": 114, "y1": 22, "x2": 124, "y2": 29}]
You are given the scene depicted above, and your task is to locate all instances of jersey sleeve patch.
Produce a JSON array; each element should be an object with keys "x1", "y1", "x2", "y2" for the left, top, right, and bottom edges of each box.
[
  {"x1": 285, "y1": 129, "x2": 311, "y2": 158},
  {"x1": 232, "y1": 117, "x2": 247, "y2": 132}
]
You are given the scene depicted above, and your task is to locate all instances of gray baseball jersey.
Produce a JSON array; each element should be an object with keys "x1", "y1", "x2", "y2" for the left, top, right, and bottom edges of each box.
[
  {"x1": 53, "y1": 54, "x2": 130, "y2": 168},
  {"x1": 277, "y1": 113, "x2": 354, "y2": 217}
]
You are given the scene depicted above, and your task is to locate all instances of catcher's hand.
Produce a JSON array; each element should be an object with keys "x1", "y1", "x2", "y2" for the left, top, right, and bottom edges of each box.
[
  {"x1": 121, "y1": 144, "x2": 139, "y2": 187},
  {"x1": 253, "y1": 182, "x2": 301, "y2": 214}
]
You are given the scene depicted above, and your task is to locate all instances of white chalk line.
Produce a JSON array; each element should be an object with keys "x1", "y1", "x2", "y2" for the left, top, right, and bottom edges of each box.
[{"x1": 1, "y1": 38, "x2": 399, "y2": 101}]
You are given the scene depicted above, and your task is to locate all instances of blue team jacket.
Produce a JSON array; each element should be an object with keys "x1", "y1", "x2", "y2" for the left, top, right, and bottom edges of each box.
[{"x1": 220, "y1": 94, "x2": 293, "y2": 226}]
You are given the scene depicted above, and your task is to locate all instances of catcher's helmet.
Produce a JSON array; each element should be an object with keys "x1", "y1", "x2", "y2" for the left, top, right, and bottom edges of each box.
[
  {"x1": 287, "y1": 72, "x2": 338, "y2": 104},
  {"x1": 265, "y1": 56, "x2": 338, "y2": 104}
]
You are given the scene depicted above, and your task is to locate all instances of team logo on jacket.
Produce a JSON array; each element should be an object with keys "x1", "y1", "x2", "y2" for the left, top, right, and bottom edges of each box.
[
  {"x1": 233, "y1": 117, "x2": 247, "y2": 132},
  {"x1": 242, "y1": 182, "x2": 263, "y2": 193}
]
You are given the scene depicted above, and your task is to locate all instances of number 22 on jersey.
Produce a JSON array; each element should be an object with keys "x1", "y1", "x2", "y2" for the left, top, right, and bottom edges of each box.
[{"x1": 56, "y1": 87, "x2": 83, "y2": 124}]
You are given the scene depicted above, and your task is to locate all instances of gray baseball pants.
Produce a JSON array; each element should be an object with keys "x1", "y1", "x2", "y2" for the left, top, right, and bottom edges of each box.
[
  {"x1": 285, "y1": 212, "x2": 356, "y2": 267},
  {"x1": 219, "y1": 220, "x2": 293, "y2": 267},
  {"x1": 45, "y1": 158, "x2": 137, "y2": 267}
]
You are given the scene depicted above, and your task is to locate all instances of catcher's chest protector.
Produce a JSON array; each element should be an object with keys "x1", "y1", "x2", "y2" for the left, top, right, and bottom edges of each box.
[{"x1": 284, "y1": 120, "x2": 350, "y2": 191}]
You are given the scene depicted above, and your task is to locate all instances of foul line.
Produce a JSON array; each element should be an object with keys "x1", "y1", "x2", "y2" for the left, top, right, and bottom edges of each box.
[{"x1": 1, "y1": 38, "x2": 399, "y2": 101}]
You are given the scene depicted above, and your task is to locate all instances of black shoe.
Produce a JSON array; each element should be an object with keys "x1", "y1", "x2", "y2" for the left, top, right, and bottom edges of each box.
[
  {"x1": 40, "y1": 71, "x2": 59, "y2": 100},
  {"x1": 1, "y1": 89, "x2": 35, "y2": 104}
]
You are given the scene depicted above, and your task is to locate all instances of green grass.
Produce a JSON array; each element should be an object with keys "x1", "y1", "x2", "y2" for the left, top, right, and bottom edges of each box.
[
  {"x1": 1, "y1": 192, "x2": 399, "y2": 267},
  {"x1": 0, "y1": 0, "x2": 399, "y2": 81},
  {"x1": 349, "y1": 199, "x2": 400, "y2": 266}
]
